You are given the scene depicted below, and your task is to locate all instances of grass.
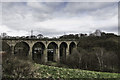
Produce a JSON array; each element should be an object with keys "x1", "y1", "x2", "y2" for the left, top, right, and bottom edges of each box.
[{"x1": 34, "y1": 63, "x2": 120, "y2": 78}]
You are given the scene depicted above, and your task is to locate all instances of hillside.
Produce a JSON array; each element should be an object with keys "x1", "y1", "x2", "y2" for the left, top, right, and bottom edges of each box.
[{"x1": 34, "y1": 64, "x2": 120, "y2": 78}]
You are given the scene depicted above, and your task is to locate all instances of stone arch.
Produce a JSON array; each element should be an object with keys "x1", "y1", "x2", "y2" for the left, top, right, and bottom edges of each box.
[
  {"x1": 32, "y1": 42, "x2": 45, "y2": 63},
  {"x1": 59, "y1": 42, "x2": 68, "y2": 61},
  {"x1": 2, "y1": 42, "x2": 11, "y2": 57},
  {"x1": 47, "y1": 42, "x2": 58, "y2": 61},
  {"x1": 69, "y1": 42, "x2": 76, "y2": 54},
  {"x1": 14, "y1": 41, "x2": 30, "y2": 56}
]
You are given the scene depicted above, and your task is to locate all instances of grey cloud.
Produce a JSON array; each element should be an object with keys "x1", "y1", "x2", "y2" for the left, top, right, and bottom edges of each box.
[
  {"x1": 63, "y1": 2, "x2": 116, "y2": 13},
  {"x1": 1, "y1": 2, "x2": 118, "y2": 37},
  {"x1": 29, "y1": 28, "x2": 65, "y2": 37},
  {"x1": 31, "y1": 28, "x2": 81, "y2": 37},
  {"x1": 100, "y1": 26, "x2": 118, "y2": 34},
  {"x1": 89, "y1": 3, "x2": 117, "y2": 20},
  {"x1": 0, "y1": 2, "x2": 2, "y2": 25},
  {"x1": 2, "y1": 2, "x2": 64, "y2": 31},
  {"x1": 1, "y1": 0, "x2": 120, "y2": 2}
]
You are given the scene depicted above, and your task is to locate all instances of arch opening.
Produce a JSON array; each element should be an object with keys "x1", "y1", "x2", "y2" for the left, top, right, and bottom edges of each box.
[
  {"x1": 2, "y1": 42, "x2": 11, "y2": 59},
  {"x1": 69, "y1": 42, "x2": 76, "y2": 54},
  {"x1": 60, "y1": 42, "x2": 68, "y2": 61},
  {"x1": 14, "y1": 42, "x2": 30, "y2": 57},
  {"x1": 47, "y1": 42, "x2": 58, "y2": 62},
  {"x1": 32, "y1": 42, "x2": 45, "y2": 63}
]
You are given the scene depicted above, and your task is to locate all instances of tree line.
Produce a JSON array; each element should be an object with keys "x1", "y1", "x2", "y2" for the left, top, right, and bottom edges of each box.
[{"x1": 61, "y1": 36, "x2": 120, "y2": 73}]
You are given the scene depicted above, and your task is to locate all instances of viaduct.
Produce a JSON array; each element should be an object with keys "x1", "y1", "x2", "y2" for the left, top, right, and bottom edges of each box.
[{"x1": 2, "y1": 39, "x2": 78, "y2": 63}]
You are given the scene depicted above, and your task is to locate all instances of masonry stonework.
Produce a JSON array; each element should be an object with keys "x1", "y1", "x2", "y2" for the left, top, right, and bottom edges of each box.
[{"x1": 2, "y1": 39, "x2": 78, "y2": 63}]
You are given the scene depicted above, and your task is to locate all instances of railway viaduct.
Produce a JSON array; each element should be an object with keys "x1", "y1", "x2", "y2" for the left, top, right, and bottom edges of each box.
[{"x1": 2, "y1": 39, "x2": 78, "y2": 63}]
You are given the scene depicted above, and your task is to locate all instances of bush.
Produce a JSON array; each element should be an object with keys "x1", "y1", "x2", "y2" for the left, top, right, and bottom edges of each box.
[
  {"x1": 2, "y1": 56, "x2": 36, "y2": 78},
  {"x1": 65, "y1": 48, "x2": 82, "y2": 69}
]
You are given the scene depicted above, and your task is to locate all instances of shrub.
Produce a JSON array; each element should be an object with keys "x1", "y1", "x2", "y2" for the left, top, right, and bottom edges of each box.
[
  {"x1": 65, "y1": 48, "x2": 82, "y2": 69},
  {"x1": 2, "y1": 56, "x2": 36, "y2": 78}
]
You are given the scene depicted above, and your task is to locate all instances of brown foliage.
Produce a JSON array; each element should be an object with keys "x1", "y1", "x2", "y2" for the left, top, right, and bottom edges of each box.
[{"x1": 2, "y1": 56, "x2": 36, "y2": 78}]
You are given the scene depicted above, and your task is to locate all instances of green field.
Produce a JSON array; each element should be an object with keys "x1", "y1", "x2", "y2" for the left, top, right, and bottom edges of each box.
[{"x1": 34, "y1": 64, "x2": 120, "y2": 78}]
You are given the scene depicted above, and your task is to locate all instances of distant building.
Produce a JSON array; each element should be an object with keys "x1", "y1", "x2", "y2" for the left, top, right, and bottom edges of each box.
[
  {"x1": 90, "y1": 29, "x2": 101, "y2": 37},
  {"x1": 37, "y1": 34, "x2": 43, "y2": 39},
  {"x1": 95, "y1": 29, "x2": 101, "y2": 36}
]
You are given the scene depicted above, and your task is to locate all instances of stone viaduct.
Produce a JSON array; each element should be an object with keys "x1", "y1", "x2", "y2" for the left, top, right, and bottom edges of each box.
[{"x1": 2, "y1": 39, "x2": 78, "y2": 63}]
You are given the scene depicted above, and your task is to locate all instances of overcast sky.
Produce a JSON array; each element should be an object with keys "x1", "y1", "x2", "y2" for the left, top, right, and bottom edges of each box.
[{"x1": 0, "y1": 2, "x2": 118, "y2": 37}]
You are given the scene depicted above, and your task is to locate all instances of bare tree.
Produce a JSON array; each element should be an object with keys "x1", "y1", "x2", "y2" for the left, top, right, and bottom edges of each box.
[{"x1": 93, "y1": 47, "x2": 105, "y2": 71}]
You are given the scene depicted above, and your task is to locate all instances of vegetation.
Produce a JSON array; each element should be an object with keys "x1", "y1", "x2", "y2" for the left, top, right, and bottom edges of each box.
[
  {"x1": 2, "y1": 56, "x2": 120, "y2": 79},
  {"x1": 2, "y1": 56, "x2": 35, "y2": 78},
  {"x1": 34, "y1": 64, "x2": 120, "y2": 78},
  {"x1": 2, "y1": 32, "x2": 120, "y2": 79},
  {"x1": 60, "y1": 35, "x2": 120, "y2": 73}
]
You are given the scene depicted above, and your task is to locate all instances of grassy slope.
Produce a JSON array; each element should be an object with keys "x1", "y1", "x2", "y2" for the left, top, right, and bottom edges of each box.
[{"x1": 34, "y1": 64, "x2": 120, "y2": 78}]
